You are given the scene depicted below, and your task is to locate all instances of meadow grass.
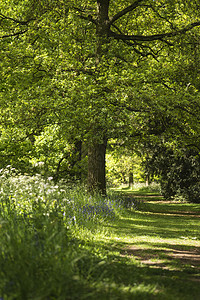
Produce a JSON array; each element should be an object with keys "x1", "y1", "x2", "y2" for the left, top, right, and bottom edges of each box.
[{"x1": 0, "y1": 170, "x2": 199, "y2": 299}]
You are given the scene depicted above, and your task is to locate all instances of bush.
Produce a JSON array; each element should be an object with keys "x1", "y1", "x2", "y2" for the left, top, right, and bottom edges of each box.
[{"x1": 144, "y1": 146, "x2": 200, "y2": 203}]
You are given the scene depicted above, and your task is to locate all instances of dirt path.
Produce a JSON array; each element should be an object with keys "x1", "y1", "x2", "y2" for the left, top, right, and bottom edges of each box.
[
  {"x1": 122, "y1": 245, "x2": 200, "y2": 272},
  {"x1": 120, "y1": 195, "x2": 200, "y2": 282}
]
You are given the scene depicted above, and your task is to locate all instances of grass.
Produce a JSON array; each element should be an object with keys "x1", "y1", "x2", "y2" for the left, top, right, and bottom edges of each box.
[
  {"x1": 0, "y1": 171, "x2": 199, "y2": 299},
  {"x1": 93, "y1": 191, "x2": 200, "y2": 300}
]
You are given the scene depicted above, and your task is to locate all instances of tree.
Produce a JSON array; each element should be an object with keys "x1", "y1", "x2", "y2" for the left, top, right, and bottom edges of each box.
[
  {"x1": 143, "y1": 142, "x2": 200, "y2": 203},
  {"x1": 1, "y1": 1, "x2": 200, "y2": 194},
  {"x1": 106, "y1": 145, "x2": 144, "y2": 187}
]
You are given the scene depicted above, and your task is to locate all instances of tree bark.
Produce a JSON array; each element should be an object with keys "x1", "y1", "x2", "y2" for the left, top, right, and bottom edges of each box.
[
  {"x1": 146, "y1": 174, "x2": 150, "y2": 186},
  {"x1": 87, "y1": 137, "x2": 107, "y2": 195},
  {"x1": 129, "y1": 171, "x2": 134, "y2": 188},
  {"x1": 96, "y1": 0, "x2": 110, "y2": 64},
  {"x1": 87, "y1": 1, "x2": 110, "y2": 195}
]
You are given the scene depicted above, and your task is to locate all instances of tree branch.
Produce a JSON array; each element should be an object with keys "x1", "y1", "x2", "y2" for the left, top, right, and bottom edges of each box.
[
  {"x1": 109, "y1": 0, "x2": 144, "y2": 25},
  {"x1": 141, "y1": 4, "x2": 175, "y2": 29},
  {"x1": 72, "y1": 6, "x2": 97, "y2": 24},
  {"x1": 109, "y1": 21, "x2": 200, "y2": 42},
  {"x1": 77, "y1": 14, "x2": 97, "y2": 25},
  {"x1": 109, "y1": 99, "x2": 151, "y2": 113},
  {"x1": 160, "y1": 82, "x2": 176, "y2": 91},
  {"x1": 1, "y1": 29, "x2": 28, "y2": 39},
  {"x1": 173, "y1": 105, "x2": 200, "y2": 121},
  {"x1": 0, "y1": 13, "x2": 35, "y2": 25}
]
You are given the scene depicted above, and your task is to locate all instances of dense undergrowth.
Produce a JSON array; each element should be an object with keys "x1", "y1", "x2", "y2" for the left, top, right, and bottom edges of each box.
[{"x1": 0, "y1": 167, "x2": 129, "y2": 299}]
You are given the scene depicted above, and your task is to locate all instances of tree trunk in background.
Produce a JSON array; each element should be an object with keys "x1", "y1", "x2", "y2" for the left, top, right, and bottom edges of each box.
[
  {"x1": 87, "y1": 137, "x2": 107, "y2": 195},
  {"x1": 146, "y1": 175, "x2": 150, "y2": 186},
  {"x1": 129, "y1": 172, "x2": 134, "y2": 188},
  {"x1": 74, "y1": 140, "x2": 82, "y2": 180}
]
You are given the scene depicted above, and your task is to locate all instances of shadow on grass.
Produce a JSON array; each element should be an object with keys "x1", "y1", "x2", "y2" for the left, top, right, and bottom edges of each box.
[
  {"x1": 79, "y1": 238, "x2": 200, "y2": 300},
  {"x1": 83, "y1": 195, "x2": 200, "y2": 300},
  {"x1": 107, "y1": 211, "x2": 200, "y2": 240}
]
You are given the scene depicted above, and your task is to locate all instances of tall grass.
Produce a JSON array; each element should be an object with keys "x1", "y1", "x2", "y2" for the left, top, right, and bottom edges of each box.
[{"x1": 0, "y1": 167, "x2": 123, "y2": 299}]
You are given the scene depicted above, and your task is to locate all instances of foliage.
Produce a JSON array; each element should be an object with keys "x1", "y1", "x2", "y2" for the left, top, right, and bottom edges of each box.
[
  {"x1": 144, "y1": 144, "x2": 200, "y2": 203},
  {"x1": 106, "y1": 147, "x2": 144, "y2": 186},
  {"x1": 0, "y1": 168, "x2": 127, "y2": 299},
  {"x1": 0, "y1": 167, "x2": 122, "y2": 227},
  {"x1": 1, "y1": 0, "x2": 200, "y2": 194},
  {"x1": 136, "y1": 182, "x2": 161, "y2": 194}
]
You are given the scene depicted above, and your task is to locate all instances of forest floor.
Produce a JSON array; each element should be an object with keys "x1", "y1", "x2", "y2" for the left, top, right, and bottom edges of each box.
[{"x1": 91, "y1": 191, "x2": 200, "y2": 300}]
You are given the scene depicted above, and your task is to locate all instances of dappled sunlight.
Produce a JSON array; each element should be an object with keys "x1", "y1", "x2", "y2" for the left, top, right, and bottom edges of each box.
[
  {"x1": 0, "y1": 171, "x2": 199, "y2": 299},
  {"x1": 95, "y1": 194, "x2": 200, "y2": 298},
  {"x1": 121, "y1": 244, "x2": 200, "y2": 270},
  {"x1": 82, "y1": 233, "x2": 200, "y2": 299},
  {"x1": 1, "y1": 0, "x2": 200, "y2": 298},
  {"x1": 105, "y1": 212, "x2": 200, "y2": 241}
]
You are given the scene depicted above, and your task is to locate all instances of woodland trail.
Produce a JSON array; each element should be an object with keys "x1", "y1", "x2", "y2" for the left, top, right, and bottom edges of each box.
[
  {"x1": 102, "y1": 193, "x2": 200, "y2": 299},
  {"x1": 121, "y1": 194, "x2": 200, "y2": 277}
]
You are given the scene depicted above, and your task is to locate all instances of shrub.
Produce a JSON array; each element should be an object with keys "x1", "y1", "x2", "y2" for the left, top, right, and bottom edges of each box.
[{"x1": 144, "y1": 146, "x2": 200, "y2": 203}]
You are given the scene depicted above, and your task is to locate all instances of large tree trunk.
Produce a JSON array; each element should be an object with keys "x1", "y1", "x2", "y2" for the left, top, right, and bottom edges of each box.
[
  {"x1": 96, "y1": 0, "x2": 110, "y2": 64},
  {"x1": 87, "y1": 137, "x2": 107, "y2": 195},
  {"x1": 86, "y1": 0, "x2": 110, "y2": 195}
]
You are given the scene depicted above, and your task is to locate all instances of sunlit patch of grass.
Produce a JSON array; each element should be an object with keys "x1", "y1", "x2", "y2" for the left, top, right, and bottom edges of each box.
[
  {"x1": 114, "y1": 182, "x2": 161, "y2": 195},
  {"x1": 92, "y1": 189, "x2": 200, "y2": 299}
]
